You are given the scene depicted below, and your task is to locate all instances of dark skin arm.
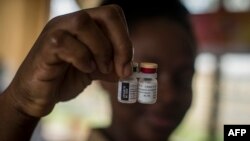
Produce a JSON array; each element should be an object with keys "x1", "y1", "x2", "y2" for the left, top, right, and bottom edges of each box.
[{"x1": 0, "y1": 4, "x2": 133, "y2": 141}]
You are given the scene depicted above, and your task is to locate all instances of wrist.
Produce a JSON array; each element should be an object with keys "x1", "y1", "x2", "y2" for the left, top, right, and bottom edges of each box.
[
  {"x1": 0, "y1": 90, "x2": 40, "y2": 140},
  {"x1": 3, "y1": 83, "x2": 54, "y2": 118},
  {"x1": 1, "y1": 90, "x2": 40, "y2": 120}
]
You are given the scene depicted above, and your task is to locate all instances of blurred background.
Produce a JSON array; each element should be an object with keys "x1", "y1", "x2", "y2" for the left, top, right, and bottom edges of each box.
[{"x1": 1, "y1": 0, "x2": 250, "y2": 141}]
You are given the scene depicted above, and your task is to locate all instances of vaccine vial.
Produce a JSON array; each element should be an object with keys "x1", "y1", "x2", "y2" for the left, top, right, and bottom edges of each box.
[
  {"x1": 138, "y1": 62, "x2": 158, "y2": 104},
  {"x1": 117, "y1": 62, "x2": 138, "y2": 103}
]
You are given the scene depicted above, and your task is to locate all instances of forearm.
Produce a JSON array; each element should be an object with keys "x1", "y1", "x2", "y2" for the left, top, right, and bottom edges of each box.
[{"x1": 0, "y1": 90, "x2": 39, "y2": 141}]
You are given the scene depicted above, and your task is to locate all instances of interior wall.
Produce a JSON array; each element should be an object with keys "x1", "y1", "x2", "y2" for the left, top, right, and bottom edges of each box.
[{"x1": 0, "y1": 0, "x2": 50, "y2": 75}]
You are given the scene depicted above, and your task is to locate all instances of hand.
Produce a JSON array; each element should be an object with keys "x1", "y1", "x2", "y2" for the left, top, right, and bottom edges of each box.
[{"x1": 5, "y1": 4, "x2": 133, "y2": 117}]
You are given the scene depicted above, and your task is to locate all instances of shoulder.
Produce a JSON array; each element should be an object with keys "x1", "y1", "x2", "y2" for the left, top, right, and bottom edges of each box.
[{"x1": 87, "y1": 129, "x2": 110, "y2": 141}]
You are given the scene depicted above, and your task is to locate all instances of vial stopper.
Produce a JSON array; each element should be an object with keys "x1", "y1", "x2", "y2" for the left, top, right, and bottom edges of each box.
[
  {"x1": 140, "y1": 62, "x2": 158, "y2": 73},
  {"x1": 132, "y1": 62, "x2": 139, "y2": 72}
]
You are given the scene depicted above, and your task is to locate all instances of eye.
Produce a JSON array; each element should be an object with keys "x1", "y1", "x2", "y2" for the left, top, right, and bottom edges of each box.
[{"x1": 173, "y1": 70, "x2": 194, "y2": 89}]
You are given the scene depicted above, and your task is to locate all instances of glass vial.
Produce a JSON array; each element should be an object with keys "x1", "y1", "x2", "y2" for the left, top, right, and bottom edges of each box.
[
  {"x1": 117, "y1": 62, "x2": 138, "y2": 103},
  {"x1": 138, "y1": 62, "x2": 158, "y2": 104}
]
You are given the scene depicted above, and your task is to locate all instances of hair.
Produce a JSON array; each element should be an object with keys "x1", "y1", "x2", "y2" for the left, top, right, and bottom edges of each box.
[
  {"x1": 101, "y1": 0, "x2": 197, "y2": 56},
  {"x1": 101, "y1": 0, "x2": 192, "y2": 31}
]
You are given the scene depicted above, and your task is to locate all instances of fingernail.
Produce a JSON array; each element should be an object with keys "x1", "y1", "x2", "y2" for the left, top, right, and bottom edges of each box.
[
  {"x1": 123, "y1": 62, "x2": 132, "y2": 77},
  {"x1": 100, "y1": 62, "x2": 109, "y2": 74}
]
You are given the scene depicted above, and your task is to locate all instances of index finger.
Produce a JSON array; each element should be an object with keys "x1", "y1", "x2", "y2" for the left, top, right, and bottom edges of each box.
[{"x1": 86, "y1": 4, "x2": 133, "y2": 78}]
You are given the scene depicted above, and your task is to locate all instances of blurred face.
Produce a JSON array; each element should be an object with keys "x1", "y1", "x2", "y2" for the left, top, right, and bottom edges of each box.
[{"x1": 101, "y1": 18, "x2": 195, "y2": 141}]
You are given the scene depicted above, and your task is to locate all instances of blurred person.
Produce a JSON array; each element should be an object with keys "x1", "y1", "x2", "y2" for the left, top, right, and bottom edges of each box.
[
  {"x1": 0, "y1": 0, "x2": 196, "y2": 141},
  {"x1": 87, "y1": 0, "x2": 196, "y2": 141}
]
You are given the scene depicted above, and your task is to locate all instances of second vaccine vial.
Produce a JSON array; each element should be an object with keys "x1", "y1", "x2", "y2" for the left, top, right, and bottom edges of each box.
[{"x1": 138, "y1": 62, "x2": 158, "y2": 104}]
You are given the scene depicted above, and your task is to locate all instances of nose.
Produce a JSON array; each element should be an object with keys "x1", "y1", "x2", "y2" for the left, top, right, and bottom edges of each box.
[{"x1": 157, "y1": 72, "x2": 177, "y2": 104}]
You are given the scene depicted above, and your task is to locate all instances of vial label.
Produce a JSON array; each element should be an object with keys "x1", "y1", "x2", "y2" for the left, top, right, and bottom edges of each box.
[
  {"x1": 138, "y1": 81, "x2": 157, "y2": 104},
  {"x1": 121, "y1": 82, "x2": 129, "y2": 100},
  {"x1": 118, "y1": 81, "x2": 137, "y2": 103}
]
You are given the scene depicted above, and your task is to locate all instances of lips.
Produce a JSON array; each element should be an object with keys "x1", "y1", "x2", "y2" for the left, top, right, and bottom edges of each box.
[{"x1": 145, "y1": 112, "x2": 178, "y2": 132}]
